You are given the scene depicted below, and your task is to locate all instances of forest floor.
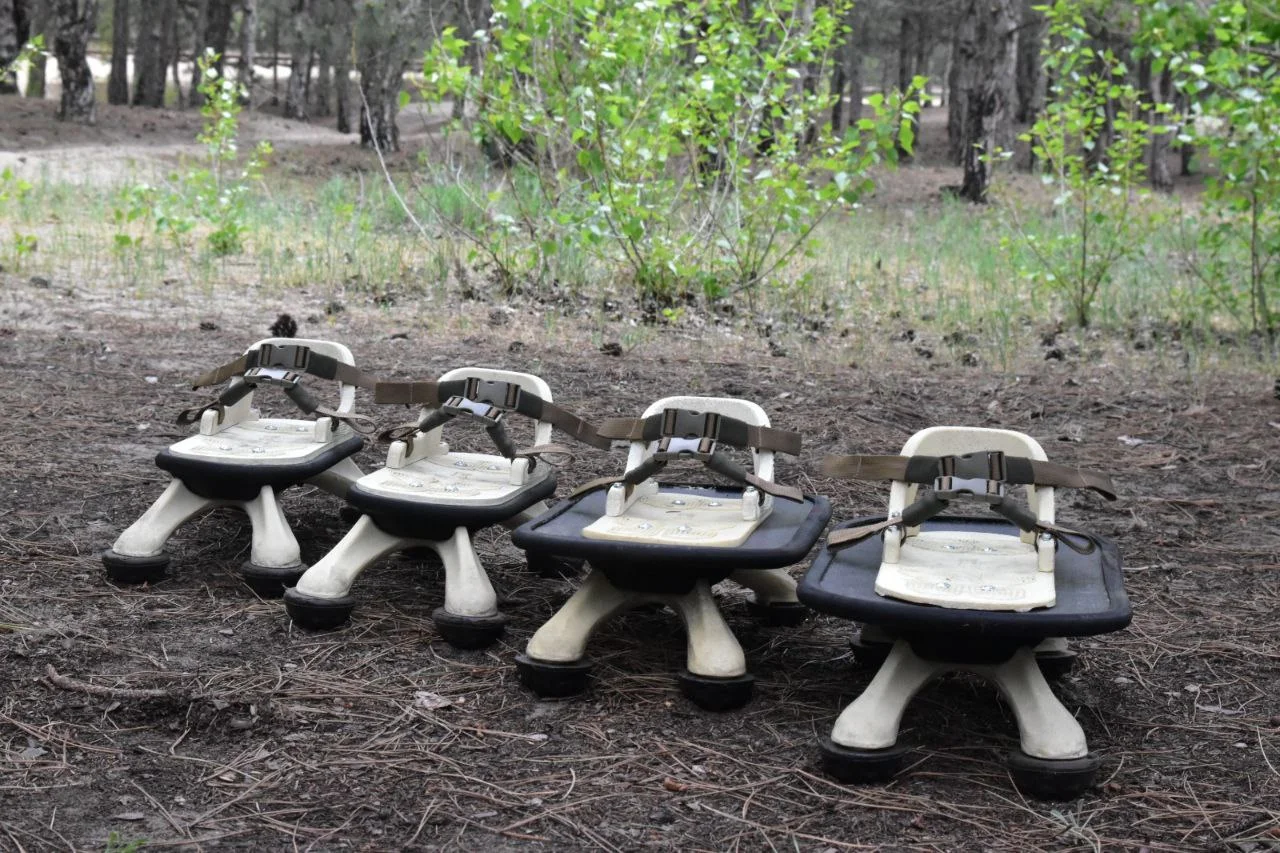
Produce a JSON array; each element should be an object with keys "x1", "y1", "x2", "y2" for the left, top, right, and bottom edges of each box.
[{"x1": 1, "y1": 98, "x2": 1279, "y2": 851}]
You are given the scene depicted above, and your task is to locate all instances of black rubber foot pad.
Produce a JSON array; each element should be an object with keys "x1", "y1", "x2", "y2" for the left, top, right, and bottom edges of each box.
[
  {"x1": 1007, "y1": 751, "x2": 1100, "y2": 800},
  {"x1": 1035, "y1": 649, "x2": 1078, "y2": 681},
  {"x1": 819, "y1": 738, "x2": 909, "y2": 783},
  {"x1": 240, "y1": 561, "x2": 306, "y2": 598},
  {"x1": 525, "y1": 552, "x2": 585, "y2": 579},
  {"x1": 102, "y1": 549, "x2": 170, "y2": 585},
  {"x1": 338, "y1": 505, "x2": 363, "y2": 527},
  {"x1": 515, "y1": 654, "x2": 592, "y2": 697},
  {"x1": 849, "y1": 635, "x2": 893, "y2": 669},
  {"x1": 432, "y1": 607, "x2": 507, "y2": 650},
  {"x1": 746, "y1": 600, "x2": 809, "y2": 627},
  {"x1": 677, "y1": 670, "x2": 755, "y2": 711},
  {"x1": 284, "y1": 588, "x2": 357, "y2": 630}
]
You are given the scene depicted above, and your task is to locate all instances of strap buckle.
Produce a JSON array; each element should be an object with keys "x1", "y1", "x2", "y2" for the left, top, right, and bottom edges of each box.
[
  {"x1": 660, "y1": 408, "x2": 721, "y2": 440},
  {"x1": 934, "y1": 451, "x2": 1008, "y2": 503},
  {"x1": 243, "y1": 366, "x2": 302, "y2": 389},
  {"x1": 933, "y1": 475, "x2": 1007, "y2": 503},
  {"x1": 441, "y1": 395, "x2": 504, "y2": 423},
  {"x1": 257, "y1": 343, "x2": 312, "y2": 371},
  {"x1": 654, "y1": 435, "x2": 716, "y2": 462}
]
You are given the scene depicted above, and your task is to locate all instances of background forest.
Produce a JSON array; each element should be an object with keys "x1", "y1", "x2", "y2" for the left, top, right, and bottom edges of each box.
[{"x1": 2, "y1": 0, "x2": 1279, "y2": 366}]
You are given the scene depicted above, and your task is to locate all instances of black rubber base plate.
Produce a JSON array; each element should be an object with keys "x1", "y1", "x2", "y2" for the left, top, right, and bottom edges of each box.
[
  {"x1": 283, "y1": 588, "x2": 357, "y2": 630},
  {"x1": 746, "y1": 600, "x2": 809, "y2": 627},
  {"x1": 432, "y1": 607, "x2": 507, "y2": 650},
  {"x1": 1007, "y1": 751, "x2": 1100, "y2": 800},
  {"x1": 240, "y1": 561, "x2": 306, "y2": 598},
  {"x1": 338, "y1": 505, "x2": 363, "y2": 527},
  {"x1": 1035, "y1": 649, "x2": 1078, "y2": 681},
  {"x1": 849, "y1": 635, "x2": 893, "y2": 668},
  {"x1": 819, "y1": 738, "x2": 909, "y2": 783},
  {"x1": 102, "y1": 549, "x2": 170, "y2": 585},
  {"x1": 515, "y1": 654, "x2": 593, "y2": 697},
  {"x1": 677, "y1": 670, "x2": 755, "y2": 711},
  {"x1": 525, "y1": 552, "x2": 585, "y2": 579}
]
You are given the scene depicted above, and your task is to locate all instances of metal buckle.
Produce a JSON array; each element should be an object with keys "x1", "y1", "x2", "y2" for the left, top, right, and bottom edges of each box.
[
  {"x1": 660, "y1": 409, "x2": 721, "y2": 440},
  {"x1": 441, "y1": 395, "x2": 503, "y2": 423},
  {"x1": 934, "y1": 451, "x2": 1007, "y2": 502},
  {"x1": 257, "y1": 343, "x2": 311, "y2": 371},
  {"x1": 243, "y1": 366, "x2": 302, "y2": 389},
  {"x1": 654, "y1": 435, "x2": 716, "y2": 461}
]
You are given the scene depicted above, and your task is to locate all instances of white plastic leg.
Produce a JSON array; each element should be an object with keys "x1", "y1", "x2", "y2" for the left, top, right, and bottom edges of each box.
[
  {"x1": 526, "y1": 570, "x2": 641, "y2": 662},
  {"x1": 831, "y1": 640, "x2": 940, "y2": 750},
  {"x1": 242, "y1": 485, "x2": 303, "y2": 568},
  {"x1": 501, "y1": 500, "x2": 551, "y2": 530},
  {"x1": 112, "y1": 479, "x2": 219, "y2": 557},
  {"x1": 293, "y1": 514, "x2": 408, "y2": 599},
  {"x1": 431, "y1": 526, "x2": 499, "y2": 618},
  {"x1": 987, "y1": 647, "x2": 1089, "y2": 759},
  {"x1": 668, "y1": 580, "x2": 747, "y2": 679},
  {"x1": 1034, "y1": 637, "x2": 1069, "y2": 655},
  {"x1": 307, "y1": 456, "x2": 365, "y2": 500},
  {"x1": 729, "y1": 568, "x2": 798, "y2": 605}
]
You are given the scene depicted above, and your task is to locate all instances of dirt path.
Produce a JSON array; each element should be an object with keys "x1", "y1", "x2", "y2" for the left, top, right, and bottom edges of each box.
[{"x1": 0, "y1": 96, "x2": 451, "y2": 184}]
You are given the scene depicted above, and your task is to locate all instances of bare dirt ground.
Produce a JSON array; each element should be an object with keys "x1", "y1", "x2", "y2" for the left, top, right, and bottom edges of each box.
[{"x1": 2, "y1": 97, "x2": 1279, "y2": 851}]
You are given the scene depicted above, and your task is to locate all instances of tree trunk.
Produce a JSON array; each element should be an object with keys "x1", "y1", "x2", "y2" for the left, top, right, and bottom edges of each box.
[
  {"x1": 188, "y1": 0, "x2": 209, "y2": 105},
  {"x1": 358, "y1": 57, "x2": 400, "y2": 151},
  {"x1": 946, "y1": 37, "x2": 965, "y2": 163},
  {"x1": 1149, "y1": 66, "x2": 1174, "y2": 191},
  {"x1": 270, "y1": 7, "x2": 279, "y2": 104},
  {"x1": 284, "y1": 0, "x2": 309, "y2": 119},
  {"x1": 0, "y1": 0, "x2": 19, "y2": 94},
  {"x1": 107, "y1": 0, "x2": 130, "y2": 104},
  {"x1": 313, "y1": 50, "x2": 330, "y2": 116},
  {"x1": 1014, "y1": 0, "x2": 1045, "y2": 123},
  {"x1": 53, "y1": 0, "x2": 98, "y2": 123},
  {"x1": 133, "y1": 0, "x2": 167, "y2": 106},
  {"x1": 24, "y1": 0, "x2": 45, "y2": 97},
  {"x1": 955, "y1": 0, "x2": 1018, "y2": 203},
  {"x1": 334, "y1": 25, "x2": 351, "y2": 132},
  {"x1": 239, "y1": 0, "x2": 256, "y2": 105}
]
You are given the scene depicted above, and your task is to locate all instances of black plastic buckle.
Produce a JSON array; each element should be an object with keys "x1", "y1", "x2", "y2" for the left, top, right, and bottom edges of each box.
[
  {"x1": 654, "y1": 435, "x2": 716, "y2": 462},
  {"x1": 243, "y1": 366, "x2": 302, "y2": 389},
  {"x1": 464, "y1": 378, "x2": 522, "y2": 409},
  {"x1": 660, "y1": 408, "x2": 721, "y2": 440},
  {"x1": 934, "y1": 451, "x2": 1007, "y2": 502},
  {"x1": 933, "y1": 475, "x2": 1007, "y2": 503},
  {"x1": 441, "y1": 395, "x2": 504, "y2": 423},
  {"x1": 257, "y1": 343, "x2": 312, "y2": 371}
]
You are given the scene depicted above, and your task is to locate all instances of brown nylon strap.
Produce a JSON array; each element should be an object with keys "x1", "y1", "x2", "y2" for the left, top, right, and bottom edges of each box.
[
  {"x1": 374, "y1": 380, "x2": 609, "y2": 450},
  {"x1": 515, "y1": 443, "x2": 577, "y2": 464},
  {"x1": 567, "y1": 454, "x2": 803, "y2": 502},
  {"x1": 822, "y1": 453, "x2": 1116, "y2": 500},
  {"x1": 568, "y1": 473, "x2": 631, "y2": 500},
  {"x1": 826, "y1": 517, "x2": 901, "y2": 549},
  {"x1": 540, "y1": 402, "x2": 612, "y2": 450},
  {"x1": 191, "y1": 348, "x2": 376, "y2": 390},
  {"x1": 190, "y1": 355, "x2": 251, "y2": 389},
  {"x1": 821, "y1": 455, "x2": 914, "y2": 481},
  {"x1": 374, "y1": 380, "x2": 441, "y2": 406},
  {"x1": 596, "y1": 412, "x2": 802, "y2": 455}
]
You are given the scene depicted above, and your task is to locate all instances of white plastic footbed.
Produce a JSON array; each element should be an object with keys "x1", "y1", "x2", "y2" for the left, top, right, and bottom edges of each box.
[
  {"x1": 873, "y1": 530, "x2": 1055, "y2": 611},
  {"x1": 582, "y1": 491, "x2": 767, "y2": 548},
  {"x1": 358, "y1": 452, "x2": 534, "y2": 504},
  {"x1": 170, "y1": 419, "x2": 330, "y2": 463}
]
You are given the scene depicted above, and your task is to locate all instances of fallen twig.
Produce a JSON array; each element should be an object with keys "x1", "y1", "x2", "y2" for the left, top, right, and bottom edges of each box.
[{"x1": 43, "y1": 664, "x2": 182, "y2": 701}]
